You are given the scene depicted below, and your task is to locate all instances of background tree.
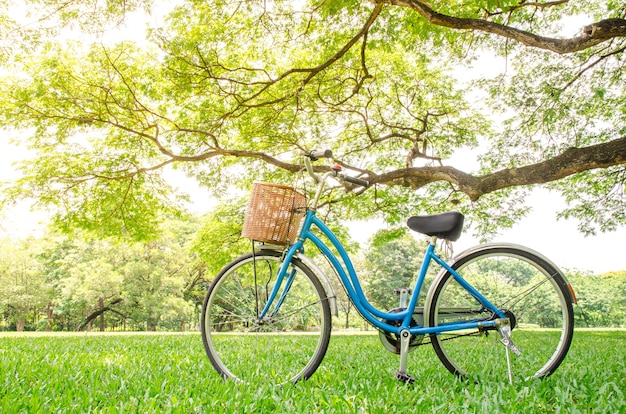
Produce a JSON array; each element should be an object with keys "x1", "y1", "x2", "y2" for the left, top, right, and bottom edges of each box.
[
  {"x1": 2, "y1": 217, "x2": 206, "y2": 332},
  {"x1": 568, "y1": 270, "x2": 626, "y2": 327},
  {"x1": 191, "y1": 199, "x2": 248, "y2": 276},
  {"x1": 1, "y1": 221, "x2": 624, "y2": 331},
  {"x1": 120, "y1": 241, "x2": 194, "y2": 331},
  {"x1": 361, "y1": 229, "x2": 432, "y2": 310},
  {"x1": 0, "y1": 0, "x2": 624, "y2": 241},
  {"x1": 37, "y1": 236, "x2": 85, "y2": 331},
  {"x1": 0, "y1": 237, "x2": 50, "y2": 331}
]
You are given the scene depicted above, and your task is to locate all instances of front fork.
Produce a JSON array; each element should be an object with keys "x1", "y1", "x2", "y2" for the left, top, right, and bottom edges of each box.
[{"x1": 257, "y1": 265, "x2": 298, "y2": 322}]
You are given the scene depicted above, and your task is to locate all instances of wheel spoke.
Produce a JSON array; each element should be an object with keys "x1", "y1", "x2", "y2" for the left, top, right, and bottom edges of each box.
[
  {"x1": 428, "y1": 246, "x2": 574, "y2": 381},
  {"x1": 201, "y1": 251, "x2": 331, "y2": 384},
  {"x1": 498, "y1": 272, "x2": 560, "y2": 311}
]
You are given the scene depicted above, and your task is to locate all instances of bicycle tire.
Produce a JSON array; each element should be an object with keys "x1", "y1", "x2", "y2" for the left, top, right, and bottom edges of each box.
[
  {"x1": 426, "y1": 244, "x2": 574, "y2": 381},
  {"x1": 201, "y1": 250, "x2": 332, "y2": 385}
]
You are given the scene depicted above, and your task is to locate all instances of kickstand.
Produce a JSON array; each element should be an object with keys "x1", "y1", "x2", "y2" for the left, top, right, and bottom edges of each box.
[
  {"x1": 505, "y1": 347, "x2": 513, "y2": 385},
  {"x1": 497, "y1": 319, "x2": 520, "y2": 385}
]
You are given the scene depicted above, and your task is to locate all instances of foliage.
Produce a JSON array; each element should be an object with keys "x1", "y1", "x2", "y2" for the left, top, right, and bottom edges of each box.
[
  {"x1": 0, "y1": 331, "x2": 624, "y2": 412},
  {"x1": 361, "y1": 230, "x2": 433, "y2": 310},
  {"x1": 191, "y1": 198, "x2": 249, "y2": 276},
  {"x1": 0, "y1": 217, "x2": 207, "y2": 332},
  {"x1": 0, "y1": 237, "x2": 50, "y2": 331},
  {"x1": 569, "y1": 270, "x2": 626, "y2": 328},
  {"x1": 0, "y1": 0, "x2": 624, "y2": 240},
  {"x1": 2, "y1": 217, "x2": 625, "y2": 332}
]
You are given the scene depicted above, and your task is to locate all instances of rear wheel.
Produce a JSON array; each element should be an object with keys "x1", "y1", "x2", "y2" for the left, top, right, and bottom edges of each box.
[
  {"x1": 427, "y1": 245, "x2": 574, "y2": 381},
  {"x1": 201, "y1": 250, "x2": 331, "y2": 385}
]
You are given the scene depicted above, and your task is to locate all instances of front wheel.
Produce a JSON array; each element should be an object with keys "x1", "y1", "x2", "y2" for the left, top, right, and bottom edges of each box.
[
  {"x1": 427, "y1": 244, "x2": 574, "y2": 381},
  {"x1": 201, "y1": 250, "x2": 332, "y2": 385}
]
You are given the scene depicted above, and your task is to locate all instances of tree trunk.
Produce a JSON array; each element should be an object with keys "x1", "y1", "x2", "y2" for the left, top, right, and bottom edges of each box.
[
  {"x1": 76, "y1": 298, "x2": 124, "y2": 331},
  {"x1": 46, "y1": 301, "x2": 54, "y2": 332},
  {"x1": 99, "y1": 298, "x2": 105, "y2": 332},
  {"x1": 16, "y1": 318, "x2": 25, "y2": 332}
]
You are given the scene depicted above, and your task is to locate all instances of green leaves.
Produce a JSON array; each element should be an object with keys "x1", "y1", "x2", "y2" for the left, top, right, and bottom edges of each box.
[
  {"x1": 0, "y1": 238, "x2": 50, "y2": 331},
  {"x1": 361, "y1": 232, "x2": 430, "y2": 309},
  {"x1": 317, "y1": 0, "x2": 362, "y2": 18},
  {"x1": 1, "y1": 218, "x2": 206, "y2": 332},
  {"x1": 568, "y1": 270, "x2": 626, "y2": 327},
  {"x1": 191, "y1": 199, "x2": 248, "y2": 275},
  {"x1": 2, "y1": 40, "x2": 185, "y2": 240},
  {"x1": 551, "y1": 167, "x2": 626, "y2": 235},
  {"x1": 1, "y1": 0, "x2": 625, "y2": 241}
]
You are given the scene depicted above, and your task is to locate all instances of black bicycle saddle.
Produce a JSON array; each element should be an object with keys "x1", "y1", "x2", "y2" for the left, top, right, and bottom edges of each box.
[{"x1": 406, "y1": 212, "x2": 465, "y2": 241}]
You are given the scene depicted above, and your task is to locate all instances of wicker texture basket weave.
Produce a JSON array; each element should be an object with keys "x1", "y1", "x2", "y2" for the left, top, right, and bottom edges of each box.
[{"x1": 242, "y1": 182, "x2": 306, "y2": 245}]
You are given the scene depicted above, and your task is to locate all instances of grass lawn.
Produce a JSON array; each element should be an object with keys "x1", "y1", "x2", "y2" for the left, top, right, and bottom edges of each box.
[{"x1": 1, "y1": 330, "x2": 624, "y2": 413}]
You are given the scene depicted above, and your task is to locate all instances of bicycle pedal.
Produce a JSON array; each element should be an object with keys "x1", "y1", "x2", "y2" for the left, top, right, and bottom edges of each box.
[{"x1": 395, "y1": 370, "x2": 415, "y2": 384}]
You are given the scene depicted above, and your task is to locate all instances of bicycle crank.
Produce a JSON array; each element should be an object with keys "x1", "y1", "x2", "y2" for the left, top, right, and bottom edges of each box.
[{"x1": 378, "y1": 308, "x2": 424, "y2": 354}]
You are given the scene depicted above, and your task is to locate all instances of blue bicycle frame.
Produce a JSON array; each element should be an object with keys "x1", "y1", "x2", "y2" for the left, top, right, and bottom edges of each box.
[{"x1": 260, "y1": 208, "x2": 507, "y2": 337}]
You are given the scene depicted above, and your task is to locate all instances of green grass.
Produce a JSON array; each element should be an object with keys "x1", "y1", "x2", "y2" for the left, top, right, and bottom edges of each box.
[{"x1": 1, "y1": 330, "x2": 624, "y2": 413}]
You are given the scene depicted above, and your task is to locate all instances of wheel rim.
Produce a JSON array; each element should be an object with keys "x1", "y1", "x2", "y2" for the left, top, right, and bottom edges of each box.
[
  {"x1": 202, "y1": 254, "x2": 330, "y2": 385},
  {"x1": 429, "y1": 249, "x2": 573, "y2": 381}
]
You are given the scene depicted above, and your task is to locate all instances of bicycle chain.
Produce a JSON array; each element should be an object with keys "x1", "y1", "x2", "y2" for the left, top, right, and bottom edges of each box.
[{"x1": 414, "y1": 330, "x2": 484, "y2": 347}]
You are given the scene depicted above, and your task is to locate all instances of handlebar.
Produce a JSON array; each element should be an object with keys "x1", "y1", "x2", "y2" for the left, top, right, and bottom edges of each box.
[
  {"x1": 303, "y1": 150, "x2": 369, "y2": 188},
  {"x1": 341, "y1": 172, "x2": 370, "y2": 188},
  {"x1": 307, "y1": 149, "x2": 333, "y2": 161}
]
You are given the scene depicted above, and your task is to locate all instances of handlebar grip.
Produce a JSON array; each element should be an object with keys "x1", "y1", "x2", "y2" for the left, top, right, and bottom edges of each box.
[
  {"x1": 343, "y1": 175, "x2": 369, "y2": 188},
  {"x1": 308, "y1": 149, "x2": 333, "y2": 161}
]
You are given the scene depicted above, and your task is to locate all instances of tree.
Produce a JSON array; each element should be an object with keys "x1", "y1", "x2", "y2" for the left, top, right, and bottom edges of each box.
[
  {"x1": 36, "y1": 236, "x2": 86, "y2": 331},
  {"x1": 0, "y1": 238, "x2": 51, "y2": 331},
  {"x1": 59, "y1": 246, "x2": 125, "y2": 331},
  {"x1": 568, "y1": 270, "x2": 626, "y2": 327},
  {"x1": 0, "y1": 0, "x2": 625, "y2": 239},
  {"x1": 361, "y1": 229, "x2": 432, "y2": 310},
  {"x1": 27, "y1": 217, "x2": 206, "y2": 331},
  {"x1": 191, "y1": 198, "x2": 249, "y2": 277}
]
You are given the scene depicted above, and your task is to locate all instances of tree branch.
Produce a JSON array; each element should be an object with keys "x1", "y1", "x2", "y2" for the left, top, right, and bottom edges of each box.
[
  {"x1": 77, "y1": 298, "x2": 124, "y2": 331},
  {"x1": 367, "y1": 136, "x2": 626, "y2": 201},
  {"x1": 237, "y1": 2, "x2": 384, "y2": 108},
  {"x1": 383, "y1": 0, "x2": 626, "y2": 54}
]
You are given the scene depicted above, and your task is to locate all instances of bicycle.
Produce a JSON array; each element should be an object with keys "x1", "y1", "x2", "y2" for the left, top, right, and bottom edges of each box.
[{"x1": 200, "y1": 150, "x2": 576, "y2": 385}]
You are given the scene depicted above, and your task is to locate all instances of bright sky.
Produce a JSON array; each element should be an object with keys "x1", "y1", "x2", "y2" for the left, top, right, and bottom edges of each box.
[{"x1": 348, "y1": 189, "x2": 624, "y2": 275}]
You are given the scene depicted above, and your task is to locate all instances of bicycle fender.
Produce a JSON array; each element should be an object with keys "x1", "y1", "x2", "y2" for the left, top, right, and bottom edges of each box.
[{"x1": 423, "y1": 242, "x2": 576, "y2": 325}]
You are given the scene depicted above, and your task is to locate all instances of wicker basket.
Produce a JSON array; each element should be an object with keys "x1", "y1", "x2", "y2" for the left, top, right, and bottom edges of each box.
[{"x1": 242, "y1": 182, "x2": 306, "y2": 245}]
